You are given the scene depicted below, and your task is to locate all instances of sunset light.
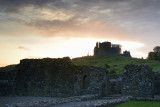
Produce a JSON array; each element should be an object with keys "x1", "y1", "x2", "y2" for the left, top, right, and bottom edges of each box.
[
  {"x1": 1, "y1": 1, "x2": 160, "y2": 106},
  {"x1": 0, "y1": 35, "x2": 146, "y2": 67},
  {"x1": 0, "y1": 0, "x2": 160, "y2": 67}
]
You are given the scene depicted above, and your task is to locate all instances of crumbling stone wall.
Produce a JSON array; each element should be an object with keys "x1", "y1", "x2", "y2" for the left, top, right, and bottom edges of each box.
[
  {"x1": 154, "y1": 72, "x2": 160, "y2": 95},
  {"x1": 122, "y1": 64, "x2": 154, "y2": 98},
  {"x1": 0, "y1": 57, "x2": 108, "y2": 97},
  {"x1": 107, "y1": 74, "x2": 122, "y2": 95},
  {"x1": 75, "y1": 66, "x2": 108, "y2": 96},
  {"x1": 2, "y1": 58, "x2": 160, "y2": 98},
  {"x1": 0, "y1": 69, "x2": 16, "y2": 96},
  {"x1": 14, "y1": 57, "x2": 77, "y2": 97}
]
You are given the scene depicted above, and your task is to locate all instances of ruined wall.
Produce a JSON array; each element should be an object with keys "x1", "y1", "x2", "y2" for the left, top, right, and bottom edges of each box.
[
  {"x1": 0, "y1": 69, "x2": 16, "y2": 96},
  {"x1": 107, "y1": 74, "x2": 122, "y2": 95},
  {"x1": 94, "y1": 42, "x2": 121, "y2": 56},
  {"x1": 74, "y1": 66, "x2": 108, "y2": 96},
  {"x1": 2, "y1": 58, "x2": 160, "y2": 98},
  {"x1": 0, "y1": 57, "x2": 108, "y2": 97},
  {"x1": 154, "y1": 72, "x2": 160, "y2": 95},
  {"x1": 14, "y1": 57, "x2": 76, "y2": 97},
  {"x1": 122, "y1": 64, "x2": 154, "y2": 98}
]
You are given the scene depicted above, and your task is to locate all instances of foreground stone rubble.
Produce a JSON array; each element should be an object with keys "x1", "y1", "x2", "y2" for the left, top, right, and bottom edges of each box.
[{"x1": 5, "y1": 95, "x2": 132, "y2": 107}]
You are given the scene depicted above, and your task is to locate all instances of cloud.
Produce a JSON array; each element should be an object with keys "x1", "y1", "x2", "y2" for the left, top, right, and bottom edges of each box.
[
  {"x1": 1, "y1": 0, "x2": 160, "y2": 42},
  {"x1": 1, "y1": 0, "x2": 160, "y2": 61},
  {"x1": 18, "y1": 46, "x2": 30, "y2": 51},
  {"x1": 0, "y1": 0, "x2": 60, "y2": 13}
]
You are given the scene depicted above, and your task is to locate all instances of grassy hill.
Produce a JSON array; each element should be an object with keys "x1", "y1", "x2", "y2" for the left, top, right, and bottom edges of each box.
[{"x1": 72, "y1": 56, "x2": 160, "y2": 74}]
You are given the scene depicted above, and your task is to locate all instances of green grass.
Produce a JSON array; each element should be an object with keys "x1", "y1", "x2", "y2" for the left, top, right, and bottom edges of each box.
[
  {"x1": 72, "y1": 56, "x2": 160, "y2": 74},
  {"x1": 114, "y1": 101, "x2": 160, "y2": 107}
]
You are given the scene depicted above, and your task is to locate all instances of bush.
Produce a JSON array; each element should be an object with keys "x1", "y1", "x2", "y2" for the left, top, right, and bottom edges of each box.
[
  {"x1": 105, "y1": 64, "x2": 110, "y2": 69},
  {"x1": 109, "y1": 68, "x2": 116, "y2": 74}
]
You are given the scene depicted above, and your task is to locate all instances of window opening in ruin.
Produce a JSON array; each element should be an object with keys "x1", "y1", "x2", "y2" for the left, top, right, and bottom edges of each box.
[{"x1": 82, "y1": 75, "x2": 87, "y2": 89}]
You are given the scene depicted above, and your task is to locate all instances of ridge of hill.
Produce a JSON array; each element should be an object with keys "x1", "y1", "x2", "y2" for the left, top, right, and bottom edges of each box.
[
  {"x1": 72, "y1": 56, "x2": 160, "y2": 74},
  {"x1": 1, "y1": 56, "x2": 160, "y2": 74}
]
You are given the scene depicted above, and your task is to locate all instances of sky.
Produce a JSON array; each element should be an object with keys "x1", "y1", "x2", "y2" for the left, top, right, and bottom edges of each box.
[{"x1": 0, "y1": 0, "x2": 160, "y2": 67}]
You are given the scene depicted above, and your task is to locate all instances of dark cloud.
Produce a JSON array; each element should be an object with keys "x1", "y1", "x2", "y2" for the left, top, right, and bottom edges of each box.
[
  {"x1": 0, "y1": 0, "x2": 132, "y2": 13},
  {"x1": 0, "y1": 0, "x2": 70, "y2": 13},
  {"x1": 1, "y1": 0, "x2": 160, "y2": 42},
  {"x1": 18, "y1": 46, "x2": 30, "y2": 51}
]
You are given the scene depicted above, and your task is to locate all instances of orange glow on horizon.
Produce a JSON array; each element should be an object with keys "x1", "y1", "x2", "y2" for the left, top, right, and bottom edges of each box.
[{"x1": 0, "y1": 36, "x2": 147, "y2": 67}]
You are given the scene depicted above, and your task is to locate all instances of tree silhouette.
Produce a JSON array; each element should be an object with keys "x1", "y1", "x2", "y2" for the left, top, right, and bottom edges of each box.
[
  {"x1": 153, "y1": 46, "x2": 160, "y2": 53},
  {"x1": 148, "y1": 46, "x2": 160, "y2": 60}
]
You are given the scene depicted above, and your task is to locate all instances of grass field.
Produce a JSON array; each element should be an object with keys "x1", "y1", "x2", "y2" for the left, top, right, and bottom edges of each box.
[
  {"x1": 114, "y1": 101, "x2": 160, "y2": 107},
  {"x1": 72, "y1": 56, "x2": 160, "y2": 74}
]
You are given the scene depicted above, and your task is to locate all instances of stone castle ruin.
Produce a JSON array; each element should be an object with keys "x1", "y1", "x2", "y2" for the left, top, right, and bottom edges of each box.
[
  {"x1": 0, "y1": 57, "x2": 160, "y2": 100},
  {"x1": 94, "y1": 42, "x2": 121, "y2": 56},
  {"x1": 94, "y1": 41, "x2": 131, "y2": 57},
  {"x1": 0, "y1": 57, "x2": 108, "y2": 97}
]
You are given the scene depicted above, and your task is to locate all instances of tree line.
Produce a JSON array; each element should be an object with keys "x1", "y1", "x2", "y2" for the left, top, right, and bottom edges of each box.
[{"x1": 148, "y1": 46, "x2": 160, "y2": 60}]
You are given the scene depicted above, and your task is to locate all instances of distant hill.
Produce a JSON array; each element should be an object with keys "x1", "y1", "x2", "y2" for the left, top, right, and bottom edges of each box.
[{"x1": 72, "y1": 56, "x2": 160, "y2": 74}]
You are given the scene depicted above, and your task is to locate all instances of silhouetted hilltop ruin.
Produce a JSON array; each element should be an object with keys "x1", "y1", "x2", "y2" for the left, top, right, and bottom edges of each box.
[
  {"x1": 94, "y1": 42, "x2": 121, "y2": 56},
  {"x1": 94, "y1": 41, "x2": 131, "y2": 57}
]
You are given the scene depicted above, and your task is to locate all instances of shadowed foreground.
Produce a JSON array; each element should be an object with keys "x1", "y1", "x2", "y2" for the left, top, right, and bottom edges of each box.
[{"x1": 0, "y1": 95, "x2": 131, "y2": 107}]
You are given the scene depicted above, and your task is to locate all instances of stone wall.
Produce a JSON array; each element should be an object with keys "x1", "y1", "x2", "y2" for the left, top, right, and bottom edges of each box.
[
  {"x1": 154, "y1": 72, "x2": 160, "y2": 95},
  {"x1": 14, "y1": 57, "x2": 77, "y2": 97},
  {"x1": 0, "y1": 69, "x2": 17, "y2": 96},
  {"x1": 107, "y1": 74, "x2": 122, "y2": 95},
  {"x1": 75, "y1": 66, "x2": 108, "y2": 96},
  {"x1": 1, "y1": 58, "x2": 160, "y2": 98},
  {"x1": 94, "y1": 41, "x2": 121, "y2": 56},
  {"x1": 122, "y1": 64, "x2": 154, "y2": 98},
  {"x1": 0, "y1": 57, "x2": 108, "y2": 97}
]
